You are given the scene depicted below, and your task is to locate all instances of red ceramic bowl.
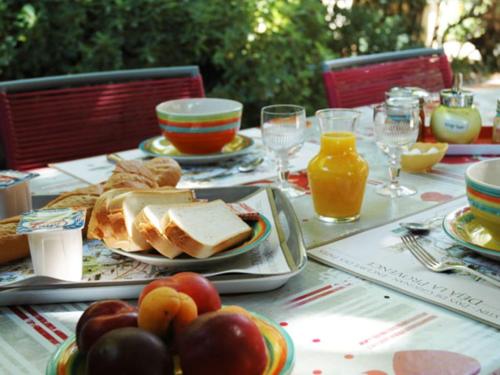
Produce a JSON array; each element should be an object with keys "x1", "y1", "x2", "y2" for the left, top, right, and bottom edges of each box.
[{"x1": 156, "y1": 98, "x2": 243, "y2": 154}]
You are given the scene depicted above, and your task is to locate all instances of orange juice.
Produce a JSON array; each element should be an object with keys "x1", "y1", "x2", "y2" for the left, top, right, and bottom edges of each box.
[{"x1": 307, "y1": 131, "x2": 369, "y2": 222}]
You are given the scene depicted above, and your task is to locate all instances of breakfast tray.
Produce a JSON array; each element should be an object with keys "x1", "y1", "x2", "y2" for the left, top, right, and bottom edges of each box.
[{"x1": 0, "y1": 187, "x2": 307, "y2": 305}]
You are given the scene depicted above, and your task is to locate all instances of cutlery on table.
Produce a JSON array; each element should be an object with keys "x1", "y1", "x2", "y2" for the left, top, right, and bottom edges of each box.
[
  {"x1": 399, "y1": 216, "x2": 443, "y2": 234},
  {"x1": 186, "y1": 156, "x2": 264, "y2": 182},
  {"x1": 238, "y1": 156, "x2": 264, "y2": 173},
  {"x1": 401, "y1": 233, "x2": 500, "y2": 288}
]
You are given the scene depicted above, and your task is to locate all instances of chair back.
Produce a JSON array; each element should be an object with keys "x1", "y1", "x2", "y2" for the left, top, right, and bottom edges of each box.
[
  {"x1": 322, "y1": 48, "x2": 453, "y2": 108},
  {"x1": 0, "y1": 66, "x2": 205, "y2": 170}
]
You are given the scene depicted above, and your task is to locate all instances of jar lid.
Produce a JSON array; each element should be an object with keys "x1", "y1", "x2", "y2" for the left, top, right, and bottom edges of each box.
[
  {"x1": 387, "y1": 87, "x2": 429, "y2": 100},
  {"x1": 0, "y1": 170, "x2": 38, "y2": 189},
  {"x1": 17, "y1": 208, "x2": 86, "y2": 234},
  {"x1": 386, "y1": 96, "x2": 420, "y2": 108},
  {"x1": 440, "y1": 89, "x2": 474, "y2": 107},
  {"x1": 440, "y1": 73, "x2": 475, "y2": 108}
]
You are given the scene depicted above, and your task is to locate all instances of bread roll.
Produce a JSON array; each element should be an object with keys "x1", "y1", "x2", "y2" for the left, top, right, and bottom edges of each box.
[
  {"x1": 144, "y1": 157, "x2": 182, "y2": 187},
  {"x1": 103, "y1": 160, "x2": 158, "y2": 191}
]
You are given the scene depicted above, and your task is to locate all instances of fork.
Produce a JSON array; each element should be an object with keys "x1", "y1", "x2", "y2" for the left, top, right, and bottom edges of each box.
[{"x1": 401, "y1": 233, "x2": 500, "y2": 288}]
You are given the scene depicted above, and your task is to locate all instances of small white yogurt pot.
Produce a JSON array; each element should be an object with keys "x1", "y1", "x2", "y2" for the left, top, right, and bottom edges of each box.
[
  {"x1": 17, "y1": 208, "x2": 86, "y2": 282},
  {"x1": 0, "y1": 170, "x2": 38, "y2": 219},
  {"x1": 27, "y1": 229, "x2": 83, "y2": 281}
]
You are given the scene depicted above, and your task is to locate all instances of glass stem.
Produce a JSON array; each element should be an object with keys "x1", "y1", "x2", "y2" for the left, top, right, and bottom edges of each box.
[
  {"x1": 277, "y1": 156, "x2": 289, "y2": 189},
  {"x1": 388, "y1": 153, "x2": 401, "y2": 191}
]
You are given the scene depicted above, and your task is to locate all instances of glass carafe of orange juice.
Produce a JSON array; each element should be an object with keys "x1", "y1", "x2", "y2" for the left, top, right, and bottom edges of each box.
[{"x1": 307, "y1": 109, "x2": 369, "y2": 222}]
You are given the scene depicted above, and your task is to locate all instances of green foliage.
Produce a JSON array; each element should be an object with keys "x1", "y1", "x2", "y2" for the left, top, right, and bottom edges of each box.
[
  {"x1": 325, "y1": 0, "x2": 427, "y2": 57},
  {"x1": 0, "y1": 0, "x2": 491, "y2": 127}
]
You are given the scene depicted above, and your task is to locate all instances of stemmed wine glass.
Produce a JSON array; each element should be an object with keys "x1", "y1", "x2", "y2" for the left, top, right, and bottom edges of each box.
[
  {"x1": 374, "y1": 97, "x2": 420, "y2": 198},
  {"x1": 261, "y1": 104, "x2": 306, "y2": 197}
]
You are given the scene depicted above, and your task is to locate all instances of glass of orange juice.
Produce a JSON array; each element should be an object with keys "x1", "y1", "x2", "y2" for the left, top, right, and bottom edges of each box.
[{"x1": 307, "y1": 109, "x2": 369, "y2": 223}]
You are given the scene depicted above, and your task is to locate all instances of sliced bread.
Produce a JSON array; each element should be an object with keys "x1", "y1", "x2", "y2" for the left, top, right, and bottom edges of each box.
[
  {"x1": 107, "y1": 189, "x2": 196, "y2": 251},
  {"x1": 134, "y1": 205, "x2": 184, "y2": 259},
  {"x1": 87, "y1": 188, "x2": 132, "y2": 240},
  {"x1": 164, "y1": 199, "x2": 252, "y2": 259}
]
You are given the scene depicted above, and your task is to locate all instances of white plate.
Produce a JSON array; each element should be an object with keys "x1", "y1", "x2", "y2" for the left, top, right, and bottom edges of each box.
[{"x1": 108, "y1": 213, "x2": 271, "y2": 267}]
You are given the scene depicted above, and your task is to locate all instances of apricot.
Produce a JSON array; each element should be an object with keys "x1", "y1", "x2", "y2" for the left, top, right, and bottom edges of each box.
[
  {"x1": 138, "y1": 277, "x2": 179, "y2": 306},
  {"x1": 172, "y1": 292, "x2": 198, "y2": 336},
  {"x1": 138, "y1": 286, "x2": 181, "y2": 337},
  {"x1": 139, "y1": 273, "x2": 221, "y2": 315}
]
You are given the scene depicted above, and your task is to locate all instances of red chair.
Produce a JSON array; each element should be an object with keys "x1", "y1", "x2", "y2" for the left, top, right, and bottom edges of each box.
[
  {"x1": 0, "y1": 66, "x2": 205, "y2": 170},
  {"x1": 322, "y1": 48, "x2": 453, "y2": 108}
]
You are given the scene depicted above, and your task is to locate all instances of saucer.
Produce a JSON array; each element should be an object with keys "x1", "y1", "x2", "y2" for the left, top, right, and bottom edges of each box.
[
  {"x1": 443, "y1": 206, "x2": 500, "y2": 261},
  {"x1": 139, "y1": 134, "x2": 254, "y2": 165}
]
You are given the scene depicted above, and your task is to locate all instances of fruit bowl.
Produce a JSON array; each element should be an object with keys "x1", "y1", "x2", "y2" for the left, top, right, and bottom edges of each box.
[
  {"x1": 401, "y1": 142, "x2": 448, "y2": 173},
  {"x1": 156, "y1": 98, "x2": 243, "y2": 155},
  {"x1": 46, "y1": 312, "x2": 294, "y2": 375}
]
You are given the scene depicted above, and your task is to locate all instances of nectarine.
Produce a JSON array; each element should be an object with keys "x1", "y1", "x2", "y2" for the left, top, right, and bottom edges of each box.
[
  {"x1": 86, "y1": 327, "x2": 173, "y2": 375},
  {"x1": 76, "y1": 300, "x2": 137, "y2": 354},
  {"x1": 178, "y1": 312, "x2": 267, "y2": 375},
  {"x1": 172, "y1": 272, "x2": 221, "y2": 314}
]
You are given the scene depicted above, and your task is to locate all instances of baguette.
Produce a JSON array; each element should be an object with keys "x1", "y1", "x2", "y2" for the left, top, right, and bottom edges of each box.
[
  {"x1": 164, "y1": 200, "x2": 252, "y2": 259},
  {"x1": 0, "y1": 216, "x2": 29, "y2": 265}
]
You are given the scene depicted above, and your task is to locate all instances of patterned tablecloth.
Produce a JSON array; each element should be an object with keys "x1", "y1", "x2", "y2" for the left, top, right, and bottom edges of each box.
[{"x1": 2, "y1": 96, "x2": 500, "y2": 374}]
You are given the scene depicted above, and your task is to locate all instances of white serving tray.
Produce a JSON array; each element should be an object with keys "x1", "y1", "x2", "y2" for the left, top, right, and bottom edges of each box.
[{"x1": 0, "y1": 187, "x2": 307, "y2": 305}]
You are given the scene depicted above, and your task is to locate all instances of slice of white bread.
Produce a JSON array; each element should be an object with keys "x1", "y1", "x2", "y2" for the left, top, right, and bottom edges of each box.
[
  {"x1": 134, "y1": 205, "x2": 184, "y2": 259},
  {"x1": 164, "y1": 199, "x2": 253, "y2": 259},
  {"x1": 135, "y1": 202, "x2": 209, "y2": 258},
  {"x1": 106, "y1": 189, "x2": 196, "y2": 251},
  {"x1": 87, "y1": 188, "x2": 132, "y2": 240}
]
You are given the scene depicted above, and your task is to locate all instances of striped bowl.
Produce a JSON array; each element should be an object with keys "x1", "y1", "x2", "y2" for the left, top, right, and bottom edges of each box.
[
  {"x1": 156, "y1": 98, "x2": 243, "y2": 154},
  {"x1": 465, "y1": 158, "x2": 500, "y2": 239}
]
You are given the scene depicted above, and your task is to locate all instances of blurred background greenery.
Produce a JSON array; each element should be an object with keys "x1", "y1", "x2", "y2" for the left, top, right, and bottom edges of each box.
[{"x1": 0, "y1": 0, "x2": 498, "y2": 127}]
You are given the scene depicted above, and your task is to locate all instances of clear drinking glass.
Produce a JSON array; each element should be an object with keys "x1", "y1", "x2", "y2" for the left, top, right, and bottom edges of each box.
[
  {"x1": 374, "y1": 97, "x2": 420, "y2": 198},
  {"x1": 261, "y1": 104, "x2": 306, "y2": 197}
]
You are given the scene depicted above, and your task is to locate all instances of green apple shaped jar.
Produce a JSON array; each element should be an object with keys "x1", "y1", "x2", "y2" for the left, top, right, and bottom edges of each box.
[{"x1": 431, "y1": 89, "x2": 482, "y2": 144}]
